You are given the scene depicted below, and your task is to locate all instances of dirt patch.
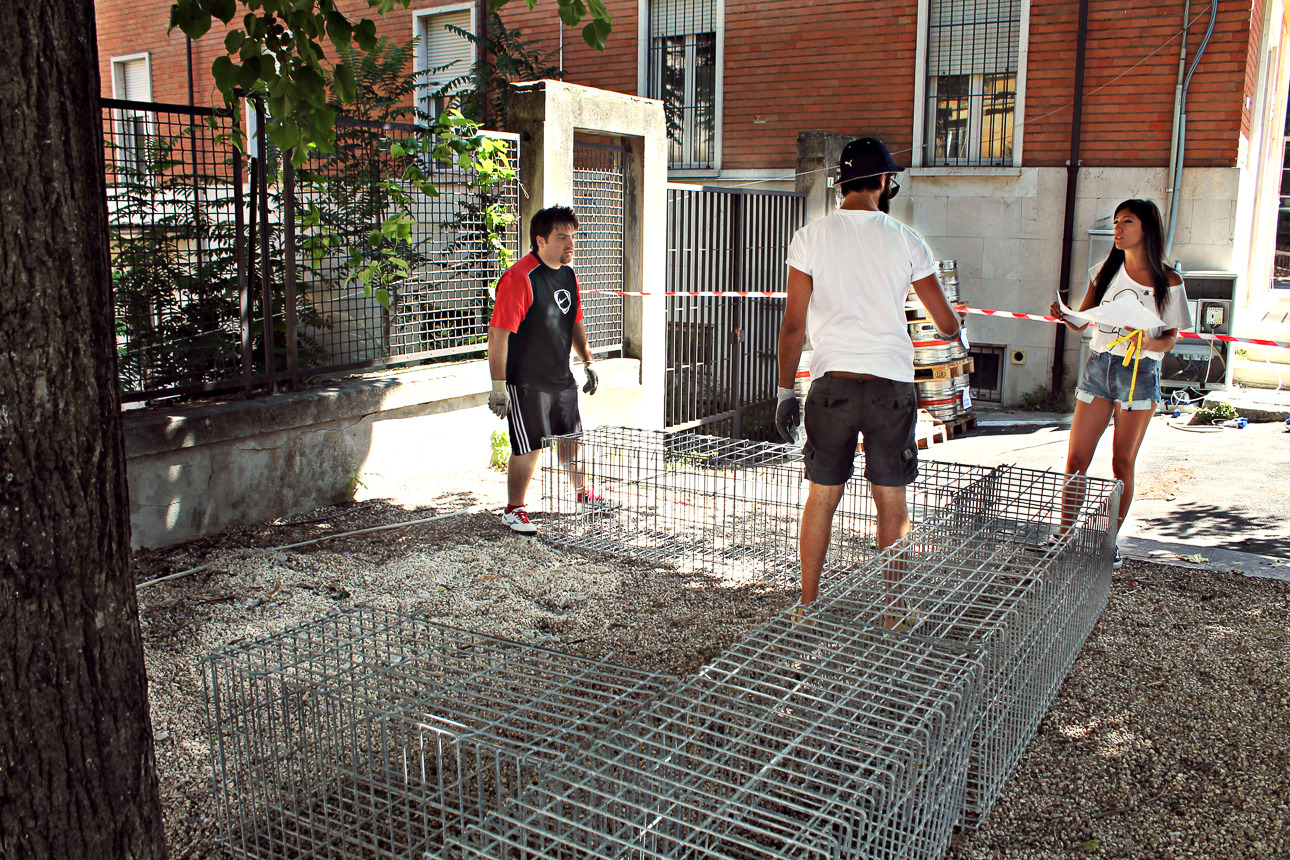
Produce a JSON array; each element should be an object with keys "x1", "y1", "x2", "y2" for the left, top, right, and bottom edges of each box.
[
  {"x1": 1135, "y1": 466, "x2": 1199, "y2": 501},
  {"x1": 136, "y1": 499, "x2": 1290, "y2": 860}
]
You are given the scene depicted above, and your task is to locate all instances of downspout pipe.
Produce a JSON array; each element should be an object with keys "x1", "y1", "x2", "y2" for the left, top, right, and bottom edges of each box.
[
  {"x1": 1165, "y1": 0, "x2": 1218, "y2": 257},
  {"x1": 1166, "y1": 0, "x2": 1191, "y2": 204},
  {"x1": 1054, "y1": 0, "x2": 1092, "y2": 395}
]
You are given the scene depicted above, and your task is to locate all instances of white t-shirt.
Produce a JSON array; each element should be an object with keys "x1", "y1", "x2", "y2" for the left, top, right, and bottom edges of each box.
[
  {"x1": 1085, "y1": 261, "x2": 1191, "y2": 361},
  {"x1": 785, "y1": 209, "x2": 938, "y2": 383}
]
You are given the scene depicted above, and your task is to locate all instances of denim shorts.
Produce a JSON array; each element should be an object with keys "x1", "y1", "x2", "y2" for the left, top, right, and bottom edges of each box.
[
  {"x1": 1076, "y1": 350, "x2": 1161, "y2": 411},
  {"x1": 803, "y1": 374, "x2": 919, "y2": 487}
]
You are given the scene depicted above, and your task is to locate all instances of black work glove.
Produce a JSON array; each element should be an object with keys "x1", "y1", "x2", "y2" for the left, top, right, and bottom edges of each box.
[
  {"x1": 582, "y1": 363, "x2": 599, "y2": 395},
  {"x1": 775, "y1": 387, "x2": 800, "y2": 443}
]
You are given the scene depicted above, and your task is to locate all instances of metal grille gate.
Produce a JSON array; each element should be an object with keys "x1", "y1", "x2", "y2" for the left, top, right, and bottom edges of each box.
[
  {"x1": 103, "y1": 96, "x2": 521, "y2": 403},
  {"x1": 572, "y1": 138, "x2": 626, "y2": 354},
  {"x1": 665, "y1": 185, "x2": 806, "y2": 438}
]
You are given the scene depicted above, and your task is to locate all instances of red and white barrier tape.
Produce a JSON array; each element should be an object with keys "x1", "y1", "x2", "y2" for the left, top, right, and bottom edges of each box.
[
  {"x1": 588, "y1": 289, "x2": 1290, "y2": 351},
  {"x1": 963, "y1": 307, "x2": 1290, "y2": 350}
]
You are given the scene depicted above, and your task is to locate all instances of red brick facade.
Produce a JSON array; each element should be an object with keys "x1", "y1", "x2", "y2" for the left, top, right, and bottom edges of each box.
[{"x1": 96, "y1": 0, "x2": 1261, "y2": 168}]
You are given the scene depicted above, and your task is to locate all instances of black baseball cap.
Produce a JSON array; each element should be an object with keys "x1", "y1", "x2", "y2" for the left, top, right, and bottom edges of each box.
[{"x1": 837, "y1": 137, "x2": 905, "y2": 185}]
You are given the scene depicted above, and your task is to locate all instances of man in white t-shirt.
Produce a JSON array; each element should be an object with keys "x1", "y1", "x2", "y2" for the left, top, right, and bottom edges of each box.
[{"x1": 776, "y1": 137, "x2": 962, "y2": 616}]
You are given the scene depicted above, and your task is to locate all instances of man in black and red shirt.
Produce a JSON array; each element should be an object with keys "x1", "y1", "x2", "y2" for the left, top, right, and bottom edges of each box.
[{"x1": 487, "y1": 205, "x2": 603, "y2": 534}]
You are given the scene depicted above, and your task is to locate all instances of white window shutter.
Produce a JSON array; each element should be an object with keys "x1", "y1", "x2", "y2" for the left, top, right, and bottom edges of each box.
[
  {"x1": 928, "y1": 0, "x2": 1021, "y2": 76},
  {"x1": 115, "y1": 56, "x2": 151, "y2": 102},
  {"x1": 420, "y1": 10, "x2": 475, "y2": 93}
]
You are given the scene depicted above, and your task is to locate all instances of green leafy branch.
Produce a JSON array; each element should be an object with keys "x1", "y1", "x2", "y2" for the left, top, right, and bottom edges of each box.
[
  {"x1": 296, "y1": 109, "x2": 515, "y2": 310},
  {"x1": 169, "y1": 0, "x2": 612, "y2": 165}
]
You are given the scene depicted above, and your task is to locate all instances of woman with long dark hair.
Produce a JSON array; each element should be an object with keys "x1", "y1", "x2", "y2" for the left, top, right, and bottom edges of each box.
[{"x1": 1048, "y1": 199, "x2": 1192, "y2": 567}]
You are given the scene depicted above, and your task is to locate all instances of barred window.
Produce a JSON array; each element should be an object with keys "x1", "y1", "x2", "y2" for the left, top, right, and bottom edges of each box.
[
  {"x1": 925, "y1": 0, "x2": 1020, "y2": 166},
  {"x1": 647, "y1": 0, "x2": 718, "y2": 170}
]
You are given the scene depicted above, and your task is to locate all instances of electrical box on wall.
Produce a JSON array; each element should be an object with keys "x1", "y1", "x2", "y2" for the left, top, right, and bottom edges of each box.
[
  {"x1": 1180, "y1": 270, "x2": 1237, "y2": 300},
  {"x1": 1087, "y1": 229, "x2": 1115, "y2": 274}
]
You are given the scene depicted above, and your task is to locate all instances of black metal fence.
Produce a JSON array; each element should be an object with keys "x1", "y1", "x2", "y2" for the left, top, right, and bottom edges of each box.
[
  {"x1": 572, "y1": 138, "x2": 626, "y2": 354},
  {"x1": 103, "y1": 97, "x2": 520, "y2": 402},
  {"x1": 665, "y1": 185, "x2": 806, "y2": 437}
]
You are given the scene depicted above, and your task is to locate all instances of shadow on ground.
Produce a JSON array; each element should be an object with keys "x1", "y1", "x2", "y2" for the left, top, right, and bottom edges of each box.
[{"x1": 1135, "y1": 501, "x2": 1288, "y2": 557}]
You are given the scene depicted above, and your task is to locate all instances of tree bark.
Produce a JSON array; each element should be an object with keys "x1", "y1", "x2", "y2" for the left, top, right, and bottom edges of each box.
[{"x1": 0, "y1": 2, "x2": 167, "y2": 858}]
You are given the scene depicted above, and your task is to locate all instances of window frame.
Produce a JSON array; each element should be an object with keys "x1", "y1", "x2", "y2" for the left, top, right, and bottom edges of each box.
[
  {"x1": 109, "y1": 53, "x2": 154, "y2": 176},
  {"x1": 911, "y1": 0, "x2": 1029, "y2": 169},
  {"x1": 637, "y1": 0, "x2": 725, "y2": 175},
  {"x1": 412, "y1": 2, "x2": 478, "y2": 122}
]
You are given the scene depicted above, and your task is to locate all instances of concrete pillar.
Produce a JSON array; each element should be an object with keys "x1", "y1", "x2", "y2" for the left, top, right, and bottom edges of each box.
[
  {"x1": 795, "y1": 131, "x2": 851, "y2": 224},
  {"x1": 508, "y1": 80, "x2": 668, "y2": 429}
]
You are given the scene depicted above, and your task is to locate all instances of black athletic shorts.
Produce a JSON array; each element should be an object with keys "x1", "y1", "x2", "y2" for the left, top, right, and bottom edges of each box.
[
  {"x1": 802, "y1": 373, "x2": 919, "y2": 487},
  {"x1": 507, "y1": 382, "x2": 582, "y2": 455}
]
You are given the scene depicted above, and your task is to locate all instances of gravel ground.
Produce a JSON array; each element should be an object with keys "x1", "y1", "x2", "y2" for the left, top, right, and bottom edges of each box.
[{"x1": 134, "y1": 497, "x2": 1290, "y2": 860}]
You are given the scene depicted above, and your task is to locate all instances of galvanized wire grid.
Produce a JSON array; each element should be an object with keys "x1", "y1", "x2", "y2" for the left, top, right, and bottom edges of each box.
[
  {"x1": 204, "y1": 605, "x2": 673, "y2": 860},
  {"x1": 294, "y1": 127, "x2": 521, "y2": 368},
  {"x1": 539, "y1": 427, "x2": 1038, "y2": 582},
  {"x1": 539, "y1": 427, "x2": 1121, "y2": 827},
  {"x1": 572, "y1": 140, "x2": 626, "y2": 354},
  {"x1": 208, "y1": 430, "x2": 1121, "y2": 860},
  {"x1": 458, "y1": 621, "x2": 982, "y2": 860},
  {"x1": 103, "y1": 100, "x2": 247, "y2": 395}
]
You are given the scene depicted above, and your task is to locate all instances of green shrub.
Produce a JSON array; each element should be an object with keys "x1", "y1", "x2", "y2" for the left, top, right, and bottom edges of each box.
[
  {"x1": 1193, "y1": 401, "x2": 1238, "y2": 424},
  {"x1": 1018, "y1": 386, "x2": 1072, "y2": 413}
]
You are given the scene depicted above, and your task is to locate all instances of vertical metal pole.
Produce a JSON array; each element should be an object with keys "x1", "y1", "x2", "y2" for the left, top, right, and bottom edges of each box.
[
  {"x1": 730, "y1": 191, "x2": 745, "y2": 438},
  {"x1": 1054, "y1": 0, "x2": 1091, "y2": 395},
  {"x1": 188, "y1": 41, "x2": 203, "y2": 283},
  {"x1": 255, "y1": 96, "x2": 276, "y2": 394},
  {"x1": 235, "y1": 143, "x2": 251, "y2": 395},
  {"x1": 284, "y1": 157, "x2": 299, "y2": 389}
]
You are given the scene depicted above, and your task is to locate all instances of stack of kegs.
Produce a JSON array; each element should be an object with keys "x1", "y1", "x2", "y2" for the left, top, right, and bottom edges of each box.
[{"x1": 909, "y1": 260, "x2": 972, "y2": 422}]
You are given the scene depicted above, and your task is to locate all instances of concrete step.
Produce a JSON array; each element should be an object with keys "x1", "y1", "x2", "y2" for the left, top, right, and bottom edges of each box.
[
  {"x1": 1231, "y1": 343, "x2": 1290, "y2": 365},
  {"x1": 1232, "y1": 358, "x2": 1290, "y2": 390}
]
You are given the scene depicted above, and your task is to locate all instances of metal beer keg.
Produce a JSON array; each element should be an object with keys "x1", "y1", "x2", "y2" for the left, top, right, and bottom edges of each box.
[
  {"x1": 910, "y1": 320, "x2": 957, "y2": 365},
  {"x1": 936, "y1": 260, "x2": 960, "y2": 302},
  {"x1": 916, "y1": 378, "x2": 961, "y2": 420}
]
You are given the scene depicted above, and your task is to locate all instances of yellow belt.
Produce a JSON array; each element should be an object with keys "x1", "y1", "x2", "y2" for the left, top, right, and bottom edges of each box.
[{"x1": 1104, "y1": 330, "x2": 1146, "y2": 404}]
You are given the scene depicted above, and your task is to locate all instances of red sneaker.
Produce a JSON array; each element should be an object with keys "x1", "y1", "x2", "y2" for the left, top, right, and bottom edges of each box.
[{"x1": 576, "y1": 490, "x2": 615, "y2": 513}]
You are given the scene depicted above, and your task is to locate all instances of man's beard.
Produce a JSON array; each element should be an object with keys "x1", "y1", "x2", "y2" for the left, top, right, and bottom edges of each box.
[{"x1": 878, "y1": 190, "x2": 893, "y2": 213}]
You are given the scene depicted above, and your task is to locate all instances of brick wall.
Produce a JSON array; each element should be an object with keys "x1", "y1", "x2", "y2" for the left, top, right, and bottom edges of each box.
[
  {"x1": 497, "y1": 0, "x2": 640, "y2": 99},
  {"x1": 96, "y1": 0, "x2": 483, "y2": 108},
  {"x1": 1242, "y1": 0, "x2": 1268, "y2": 141},
  {"x1": 1024, "y1": 0, "x2": 1252, "y2": 168},
  {"x1": 96, "y1": 0, "x2": 1257, "y2": 170}
]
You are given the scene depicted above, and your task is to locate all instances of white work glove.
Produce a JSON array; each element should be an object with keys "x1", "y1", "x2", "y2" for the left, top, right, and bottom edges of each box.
[
  {"x1": 582, "y1": 362, "x2": 599, "y2": 395},
  {"x1": 775, "y1": 387, "x2": 800, "y2": 443},
  {"x1": 488, "y1": 380, "x2": 510, "y2": 418}
]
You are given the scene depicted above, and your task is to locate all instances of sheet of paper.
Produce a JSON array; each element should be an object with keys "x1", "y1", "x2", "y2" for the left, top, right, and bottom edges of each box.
[{"x1": 1056, "y1": 291, "x2": 1165, "y2": 331}]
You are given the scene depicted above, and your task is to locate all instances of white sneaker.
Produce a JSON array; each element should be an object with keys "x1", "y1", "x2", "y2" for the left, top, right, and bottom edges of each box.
[{"x1": 501, "y1": 507, "x2": 537, "y2": 534}]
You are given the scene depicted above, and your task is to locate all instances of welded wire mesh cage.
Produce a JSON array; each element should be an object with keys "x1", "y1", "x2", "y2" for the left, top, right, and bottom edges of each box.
[
  {"x1": 203, "y1": 605, "x2": 673, "y2": 859},
  {"x1": 207, "y1": 430, "x2": 1122, "y2": 860},
  {"x1": 540, "y1": 427, "x2": 1122, "y2": 825},
  {"x1": 457, "y1": 620, "x2": 982, "y2": 860},
  {"x1": 538, "y1": 427, "x2": 1115, "y2": 586}
]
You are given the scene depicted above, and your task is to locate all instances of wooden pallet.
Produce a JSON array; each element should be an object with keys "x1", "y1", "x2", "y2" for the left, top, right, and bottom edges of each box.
[
  {"x1": 859, "y1": 409, "x2": 963, "y2": 453},
  {"x1": 935, "y1": 411, "x2": 978, "y2": 439},
  {"x1": 913, "y1": 357, "x2": 974, "y2": 381}
]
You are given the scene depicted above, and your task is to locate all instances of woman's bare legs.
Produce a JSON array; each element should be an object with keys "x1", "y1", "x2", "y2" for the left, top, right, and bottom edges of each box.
[
  {"x1": 1060, "y1": 396, "x2": 1115, "y2": 535},
  {"x1": 1108, "y1": 404, "x2": 1155, "y2": 535}
]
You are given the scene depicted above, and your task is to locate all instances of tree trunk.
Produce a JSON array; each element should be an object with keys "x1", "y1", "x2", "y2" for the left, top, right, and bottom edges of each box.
[{"x1": 0, "y1": 2, "x2": 167, "y2": 858}]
